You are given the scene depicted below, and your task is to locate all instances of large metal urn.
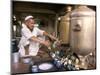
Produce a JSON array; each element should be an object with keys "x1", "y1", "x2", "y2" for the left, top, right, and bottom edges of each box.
[
  {"x1": 70, "y1": 6, "x2": 96, "y2": 56},
  {"x1": 59, "y1": 6, "x2": 72, "y2": 44}
]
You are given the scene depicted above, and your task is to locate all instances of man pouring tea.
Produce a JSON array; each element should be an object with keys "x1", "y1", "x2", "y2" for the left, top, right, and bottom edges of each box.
[{"x1": 18, "y1": 15, "x2": 59, "y2": 57}]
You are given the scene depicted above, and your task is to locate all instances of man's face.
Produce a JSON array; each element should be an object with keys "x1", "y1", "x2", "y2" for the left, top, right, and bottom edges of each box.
[{"x1": 26, "y1": 18, "x2": 35, "y2": 30}]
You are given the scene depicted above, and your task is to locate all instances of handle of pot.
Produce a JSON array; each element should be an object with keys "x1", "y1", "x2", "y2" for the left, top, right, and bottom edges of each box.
[{"x1": 73, "y1": 24, "x2": 81, "y2": 32}]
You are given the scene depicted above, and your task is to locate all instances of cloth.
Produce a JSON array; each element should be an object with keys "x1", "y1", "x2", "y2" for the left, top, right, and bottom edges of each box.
[
  {"x1": 18, "y1": 24, "x2": 44, "y2": 57},
  {"x1": 25, "y1": 15, "x2": 33, "y2": 21}
]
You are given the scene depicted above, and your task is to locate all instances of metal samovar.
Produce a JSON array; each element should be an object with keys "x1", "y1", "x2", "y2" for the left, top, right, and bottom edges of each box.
[{"x1": 70, "y1": 5, "x2": 96, "y2": 69}]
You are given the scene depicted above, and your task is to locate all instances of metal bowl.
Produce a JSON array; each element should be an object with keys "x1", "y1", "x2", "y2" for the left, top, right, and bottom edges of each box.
[
  {"x1": 38, "y1": 63, "x2": 53, "y2": 71},
  {"x1": 22, "y1": 56, "x2": 32, "y2": 64}
]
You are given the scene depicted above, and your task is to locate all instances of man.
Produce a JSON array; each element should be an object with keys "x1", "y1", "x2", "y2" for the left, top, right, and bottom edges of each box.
[{"x1": 18, "y1": 15, "x2": 58, "y2": 57}]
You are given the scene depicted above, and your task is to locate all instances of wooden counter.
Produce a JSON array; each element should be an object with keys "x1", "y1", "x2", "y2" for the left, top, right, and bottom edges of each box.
[
  {"x1": 11, "y1": 62, "x2": 30, "y2": 74},
  {"x1": 11, "y1": 49, "x2": 53, "y2": 74}
]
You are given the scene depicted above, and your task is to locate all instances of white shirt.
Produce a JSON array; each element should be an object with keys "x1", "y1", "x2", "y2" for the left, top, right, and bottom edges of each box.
[{"x1": 18, "y1": 24, "x2": 44, "y2": 57}]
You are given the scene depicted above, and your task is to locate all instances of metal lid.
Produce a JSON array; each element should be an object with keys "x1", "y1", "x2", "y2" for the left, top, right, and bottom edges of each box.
[{"x1": 71, "y1": 6, "x2": 95, "y2": 17}]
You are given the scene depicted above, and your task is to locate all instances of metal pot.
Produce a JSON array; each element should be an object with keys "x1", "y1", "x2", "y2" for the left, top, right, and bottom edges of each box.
[
  {"x1": 12, "y1": 52, "x2": 19, "y2": 63},
  {"x1": 70, "y1": 6, "x2": 96, "y2": 56},
  {"x1": 59, "y1": 6, "x2": 72, "y2": 44},
  {"x1": 32, "y1": 65, "x2": 38, "y2": 73}
]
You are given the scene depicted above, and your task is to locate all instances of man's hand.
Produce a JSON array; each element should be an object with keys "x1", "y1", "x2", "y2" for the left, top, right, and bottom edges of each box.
[
  {"x1": 31, "y1": 36, "x2": 50, "y2": 47},
  {"x1": 43, "y1": 31, "x2": 57, "y2": 41},
  {"x1": 53, "y1": 40, "x2": 61, "y2": 47}
]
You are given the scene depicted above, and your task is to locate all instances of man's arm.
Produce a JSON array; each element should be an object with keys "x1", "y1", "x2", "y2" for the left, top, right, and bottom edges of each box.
[
  {"x1": 29, "y1": 36, "x2": 50, "y2": 47},
  {"x1": 43, "y1": 31, "x2": 58, "y2": 41},
  {"x1": 36, "y1": 27, "x2": 58, "y2": 41},
  {"x1": 22, "y1": 27, "x2": 50, "y2": 47}
]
